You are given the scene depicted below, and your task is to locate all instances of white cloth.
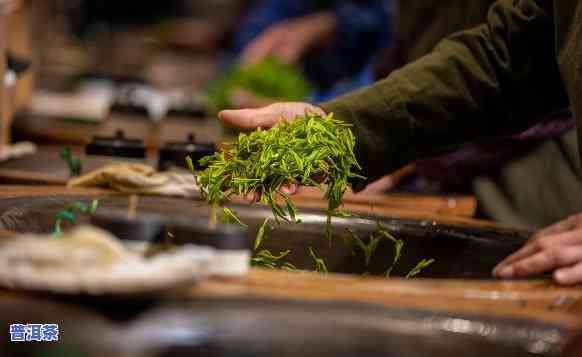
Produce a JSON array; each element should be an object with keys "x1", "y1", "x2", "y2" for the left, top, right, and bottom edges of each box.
[
  {"x1": 68, "y1": 163, "x2": 200, "y2": 198},
  {"x1": 0, "y1": 141, "x2": 37, "y2": 162},
  {"x1": 0, "y1": 225, "x2": 224, "y2": 295}
]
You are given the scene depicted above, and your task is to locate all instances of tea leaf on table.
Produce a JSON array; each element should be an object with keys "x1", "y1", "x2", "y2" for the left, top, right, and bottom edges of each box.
[
  {"x1": 60, "y1": 147, "x2": 82, "y2": 177},
  {"x1": 406, "y1": 259, "x2": 436, "y2": 279},
  {"x1": 308, "y1": 247, "x2": 328, "y2": 274},
  {"x1": 281, "y1": 262, "x2": 298, "y2": 272},
  {"x1": 53, "y1": 199, "x2": 100, "y2": 236},
  {"x1": 253, "y1": 218, "x2": 270, "y2": 251},
  {"x1": 347, "y1": 228, "x2": 381, "y2": 267},
  {"x1": 251, "y1": 249, "x2": 291, "y2": 269},
  {"x1": 185, "y1": 156, "x2": 195, "y2": 173},
  {"x1": 221, "y1": 207, "x2": 247, "y2": 227},
  {"x1": 375, "y1": 229, "x2": 405, "y2": 277}
]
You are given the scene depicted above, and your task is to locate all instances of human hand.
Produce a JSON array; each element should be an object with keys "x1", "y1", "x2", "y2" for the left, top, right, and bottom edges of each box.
[
  {"x1": 493, "y1": 213, "x2": 582, "y2": 285},
  {"x1": 219, "y1": 101, "x2": 324, "y2": 130},
  {"x1": 241, "y1": 11, "x2": 337, "y2": 65},
  {"x1": 219, "y1": 102, "x2": 326, "y2": 201}
]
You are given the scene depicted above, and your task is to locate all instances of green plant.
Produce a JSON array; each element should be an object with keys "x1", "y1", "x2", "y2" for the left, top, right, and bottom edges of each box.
[
  {"x1": 60, "y1": 147, "x2": 82, "y2": 177},
  {"x1": 53, "y1": 199, "x2": 99, "y2": 236},
  {"x1": 207, "y1": 57, "x2": 311, "y2": 112}
]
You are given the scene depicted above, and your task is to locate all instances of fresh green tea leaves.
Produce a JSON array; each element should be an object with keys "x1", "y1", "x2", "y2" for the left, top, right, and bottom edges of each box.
[
  {"x1": 375, "y1": 226, "x2": 405, "y2": 277},
  {"x1": 207, "y1": 57, "x2": 311, "y2": 112},
  {"x1": 281, "y1": 262, "x2": 298, "y2": 272},
  {"x1": 221, "y1": 207, "x2": 247, "y2": 227},
  {"x1": 250, "y1": 217, "x2": 295, "y2": 270},
  {"x1": 347, "y1": 228, "x2": 381, "y2": 267},
  {"x1": 345, "y1": 223, "x2": 434, "y2": 278},
  {"x1": 251, "y1": 249, "x2": 291, "y2": 269},
  {"x1": 185, "y1": 156, "x2": 196, "y2": 173},
  {"x1": 194, "y1": 112, "x2": 363, "y2": 226},
  {"x1": 53, "y1": 199, "x2": 99, "y2": 236},
  {"x1": 308, "y1": 247, "x2": 328, "y2": 274},
  {"x1": 60, "y1": 147, "x2": 82, "y2": 177},
  {"x1": 254, "y1": 218, "x2": 270, "y2": 251},
  {"x1": 406, "y1": 259, "x2": 436, "y2": 279}
]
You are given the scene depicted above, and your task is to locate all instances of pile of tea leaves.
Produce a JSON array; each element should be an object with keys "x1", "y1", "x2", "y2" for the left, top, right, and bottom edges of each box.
[
  {"x1": 207, "y1": 57, "x2": 311, "y2": 112},
  {"x1": 191, "y1": 112, "x2": 364, "y2": 226}
]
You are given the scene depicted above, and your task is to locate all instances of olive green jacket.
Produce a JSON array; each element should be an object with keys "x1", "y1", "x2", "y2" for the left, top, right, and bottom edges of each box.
[
  {"x1": 396, "y1": 0, "x2": 496, "y2": 62},
  {"x1": 321, "y1": 0, "x2": 580, "y2": 191}
]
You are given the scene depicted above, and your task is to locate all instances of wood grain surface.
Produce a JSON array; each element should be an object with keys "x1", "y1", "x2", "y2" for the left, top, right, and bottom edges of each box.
[{"x1": 181, "y1": 269, "x2": 582, "y2": 328}]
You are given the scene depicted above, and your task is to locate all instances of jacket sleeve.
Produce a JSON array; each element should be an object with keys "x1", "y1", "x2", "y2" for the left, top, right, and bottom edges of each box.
[{"x1": 319, "y1": 0, "x2": 570, "y2": 189}]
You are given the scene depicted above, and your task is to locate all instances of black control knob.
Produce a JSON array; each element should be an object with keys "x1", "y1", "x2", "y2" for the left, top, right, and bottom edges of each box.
[
  {"x1": 86, "y1": 130, "x2": 146, "y2": 159},
  {"x1": 158, "y1": 133, "x2": 216, "y2": 171}
]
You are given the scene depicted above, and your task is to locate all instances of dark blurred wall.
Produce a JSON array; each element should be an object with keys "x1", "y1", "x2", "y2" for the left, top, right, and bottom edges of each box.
[{"x1": 67, "y1": 0, "x2": 243, "y2": 38}]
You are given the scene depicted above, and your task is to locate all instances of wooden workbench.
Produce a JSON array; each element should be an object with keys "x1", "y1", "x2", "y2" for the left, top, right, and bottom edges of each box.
[{"x1": 0, "y1": 185, "x2": 580, "y2": 355}]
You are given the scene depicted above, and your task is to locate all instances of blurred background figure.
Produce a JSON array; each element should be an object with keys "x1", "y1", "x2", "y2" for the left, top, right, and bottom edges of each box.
[{"x1": 228, "y1": 0, "x2": 393, "y2": 107}]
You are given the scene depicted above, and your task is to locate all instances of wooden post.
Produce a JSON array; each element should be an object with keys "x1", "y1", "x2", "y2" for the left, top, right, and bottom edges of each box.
[
  {"x1": 7, "y1": 0, "x2": 32, "y2": 112},
  {"x1": 0, "y1": 3, "x2": 9, "y2": 149},
  {"x1": 0, "y1": 0, "x2": 23, "y2": 150}
]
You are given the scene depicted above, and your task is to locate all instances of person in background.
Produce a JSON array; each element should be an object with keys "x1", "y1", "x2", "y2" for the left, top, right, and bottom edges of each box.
[
  {"x1": 230, "y1": 0, "x2": 392, "y2": 104},
  {"x1": 217, "y1": 0, "x2": 582, "y2": 285}
]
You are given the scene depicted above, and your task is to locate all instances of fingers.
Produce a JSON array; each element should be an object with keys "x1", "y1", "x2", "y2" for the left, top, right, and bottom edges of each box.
[
  {"x1": 219, "y1": 108, "x2": 279, "y2": 130},
  {"x1": 554, "y1": 262, "x2": 582, "y2": 285},
  {"x1": 280, "y1": 184, "x2": 298, "y2": 195},
  {"x1": 243, "y1": 184, "x2": 298, "y2": 204},
  {"x1": 534, "y1": 221, "x2": 568, "y2": 239},
  {"x1": 494, "y1": 246, "x2": 582, "y2": 279},
  {"x1": 219, "y1": 103, "x2": 325, "y2": 130},
  {"x1": 535, "y1": 213, "x2": 582, "y2": 238},
  {"x1": 493, "y1": 243, "x2": 541, "y2": 274},
  {"x1": 494, "y1": 225, "x2": 582, "y2": 283},
  {"x1": 244, "y1": 192, "x2": 259, "y2": 203},
  {"x1": 279, "y1": 103, "x2": 326, "y2": 119},
  {"x1": 495, "y1": 227, "x2": 582, "y2": 272}
]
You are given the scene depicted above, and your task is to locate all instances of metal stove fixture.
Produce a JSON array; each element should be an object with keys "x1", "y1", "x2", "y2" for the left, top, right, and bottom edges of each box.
[
  {"x1": 158, "y1": 133, "x2": 216, "y2": 171},
  {"x1": 86, "y1": 130, "x2": 146, "y2": 159}
]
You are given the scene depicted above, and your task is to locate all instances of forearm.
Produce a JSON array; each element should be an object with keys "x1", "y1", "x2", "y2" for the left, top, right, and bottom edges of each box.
[{"x1": 321, "y1": 0, "x2": 569, "y2": 188}]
